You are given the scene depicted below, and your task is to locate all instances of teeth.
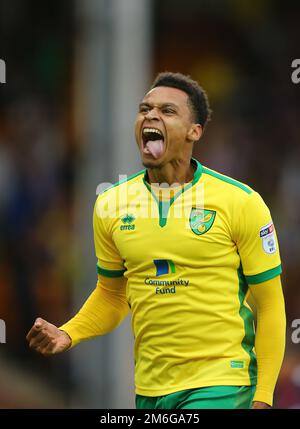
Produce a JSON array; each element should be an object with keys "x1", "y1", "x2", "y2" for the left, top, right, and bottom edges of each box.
[{"x1": 143, "y1": 127, "x2": 163, "y2": 137}]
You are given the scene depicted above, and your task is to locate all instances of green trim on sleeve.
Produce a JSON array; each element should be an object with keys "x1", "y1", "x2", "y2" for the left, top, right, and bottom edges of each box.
[
  {"x1": 244, "y1": 264, "x2": 282, "y2": 284},
  {"x1": 237, "y1": 266, "x2": 257, "y2": 383},
  {"x1": 97, "y1": 265, "x2": 126, "y2": 277}
]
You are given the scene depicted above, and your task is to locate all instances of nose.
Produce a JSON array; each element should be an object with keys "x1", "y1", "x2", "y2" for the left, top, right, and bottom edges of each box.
[{"x1": 145, "y1": 107, "x2": 160, "y2": 121}]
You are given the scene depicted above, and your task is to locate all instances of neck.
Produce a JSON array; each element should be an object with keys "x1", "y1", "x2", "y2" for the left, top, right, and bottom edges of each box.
[{"x1": 147, "y1": 158, "x2": 195, "y2": 185}]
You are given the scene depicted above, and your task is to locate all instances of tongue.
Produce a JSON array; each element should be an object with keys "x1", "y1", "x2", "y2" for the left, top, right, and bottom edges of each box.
[{"x1": 146, "y1": 140, "x2": 164, "y2": 159}]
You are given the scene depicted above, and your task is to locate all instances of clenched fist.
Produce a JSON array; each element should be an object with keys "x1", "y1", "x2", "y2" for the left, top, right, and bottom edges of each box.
[{"x1": 26, "y1": 317, "x2": 72, "y2": 356}]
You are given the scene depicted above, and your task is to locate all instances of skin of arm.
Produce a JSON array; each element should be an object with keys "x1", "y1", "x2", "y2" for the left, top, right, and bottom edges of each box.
[
  {"x1": 59, "y1": 274, "x2": 129, "y2": 347},
  {"x1": 249, "y1": 275, "x2": 286, "y2": 408}
]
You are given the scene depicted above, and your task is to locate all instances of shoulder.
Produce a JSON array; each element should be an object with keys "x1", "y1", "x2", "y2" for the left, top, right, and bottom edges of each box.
[
  {"x1": 94, "y1": 168, "x2": 146, "y2": 213},
  {"x1": 201, "y1": 165, "x2": 267, "y2": 212},
  {"x1": 202, "y1": 165, "x2": 254, "y2": 196}
]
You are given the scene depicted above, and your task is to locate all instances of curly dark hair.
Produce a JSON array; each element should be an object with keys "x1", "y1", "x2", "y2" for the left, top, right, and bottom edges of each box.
[{"x1": 150, "y1": 72, "x2": 211, "y2": 128}]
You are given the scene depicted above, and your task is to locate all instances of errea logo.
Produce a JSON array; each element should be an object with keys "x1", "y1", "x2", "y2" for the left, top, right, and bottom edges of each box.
[{"x1": 120, "y1": 214, "x2": 136, "y2": 231}]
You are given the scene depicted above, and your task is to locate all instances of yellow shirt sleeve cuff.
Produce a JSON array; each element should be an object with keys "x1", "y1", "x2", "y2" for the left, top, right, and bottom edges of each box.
[
  {"x1": 253, "y1": 388, "x2": 273, "y2": 407},
  {"x1": 58, "y1": 323, "x2": 81, "y2": 348}
]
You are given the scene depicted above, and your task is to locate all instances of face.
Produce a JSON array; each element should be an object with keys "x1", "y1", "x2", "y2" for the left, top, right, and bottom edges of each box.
[{"x1": 135, "y1": 86, "x2": 202, "y2": 168}]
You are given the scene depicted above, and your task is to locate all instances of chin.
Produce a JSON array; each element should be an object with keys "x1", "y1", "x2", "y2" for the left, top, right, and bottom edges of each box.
[{"x1": 142, "y1": 157, "x2": 163, "y2": 169}]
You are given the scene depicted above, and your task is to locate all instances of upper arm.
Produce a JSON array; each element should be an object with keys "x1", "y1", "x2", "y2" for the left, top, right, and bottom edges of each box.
[
  {"x1": 93, "y1": 197, "x2": 126, "y2": 279},
  {"x1": 98, "y1": 274, "x2": 127, "y2": 295},
  {"x1": 249, "y1": 275, "x2": 285, "y2": 311},
  {"x1": 234, "y1": 191, "x2": 282, "y2": 284}
]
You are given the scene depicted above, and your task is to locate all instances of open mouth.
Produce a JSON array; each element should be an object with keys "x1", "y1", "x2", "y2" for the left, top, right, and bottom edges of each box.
[{"x1": 142, "y1": 127, "x2": 165, "y2": 159}]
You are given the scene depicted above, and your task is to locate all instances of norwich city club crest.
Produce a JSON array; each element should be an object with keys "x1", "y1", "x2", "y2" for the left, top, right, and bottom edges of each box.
[{"x1": 189, "y1": 208, "x2": 216, "y2": 236}]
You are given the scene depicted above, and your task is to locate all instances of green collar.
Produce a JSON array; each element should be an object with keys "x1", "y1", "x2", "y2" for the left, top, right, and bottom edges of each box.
[
  {"x1": 143, "y1": 158, "x2": 203, "y2": 227},
  {"x1": 143, "y1": 157, "x2": 202, "y2": 186},
  {"x1": 191, "y1": 157, "x2": 203, "y2": 185}
]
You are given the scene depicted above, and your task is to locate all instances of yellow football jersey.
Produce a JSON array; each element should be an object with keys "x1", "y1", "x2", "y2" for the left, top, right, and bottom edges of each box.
[{"x1": 93, "y1": 158, "x2": 282, "y2": 396}]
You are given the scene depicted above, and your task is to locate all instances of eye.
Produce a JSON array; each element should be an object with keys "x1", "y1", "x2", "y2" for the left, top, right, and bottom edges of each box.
[
  {"x1": 162, "y1": 107, "x2": 175, "y2": 115},
  {"x1": 139, "y1": 105, "x2": 150, "y2": 113}
]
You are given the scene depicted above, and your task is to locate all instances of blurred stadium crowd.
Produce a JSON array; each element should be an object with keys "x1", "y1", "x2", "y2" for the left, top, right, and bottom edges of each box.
[{"x1": 0, "y1": 0, "x2": 300, "y2": 408}]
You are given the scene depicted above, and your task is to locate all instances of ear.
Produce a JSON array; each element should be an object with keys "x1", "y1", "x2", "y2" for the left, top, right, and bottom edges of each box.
[{"x1": 187, "y1": 124, "x2": 203, "y2": 143}]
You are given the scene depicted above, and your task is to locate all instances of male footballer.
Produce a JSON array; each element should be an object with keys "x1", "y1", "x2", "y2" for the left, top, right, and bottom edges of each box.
[{"x1": 27, "y1": 72, "x2": 286, "y2": 409}]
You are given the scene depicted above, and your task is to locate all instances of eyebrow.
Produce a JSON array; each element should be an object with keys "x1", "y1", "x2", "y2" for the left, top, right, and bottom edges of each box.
[{"x1": 139, "y1": 102, "x2": 179, "y2": 110}]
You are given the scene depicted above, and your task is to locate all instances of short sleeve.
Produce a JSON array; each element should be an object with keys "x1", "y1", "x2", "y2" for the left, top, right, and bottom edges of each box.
[
  {"x1": 93, "y1": 198, "x2": 126, "y2": 278},
  {"x1": 234, "y1": 191, "x2": 282, "y2": 284}
]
